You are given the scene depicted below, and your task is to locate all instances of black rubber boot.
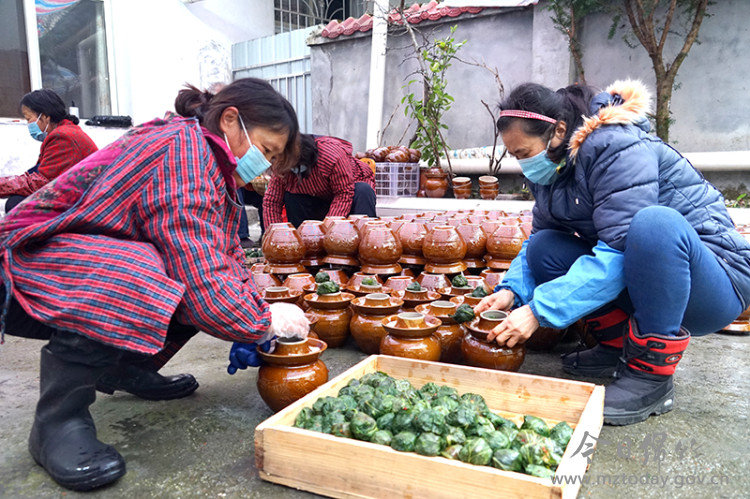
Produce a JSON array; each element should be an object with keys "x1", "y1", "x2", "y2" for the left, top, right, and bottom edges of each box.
[
  {"x1": 96, "y1": 358, "x2": 199, "y2": 401},
  {"x1": 29, "y1": 332, "x2": 126, "y2": 491},
  {"x1": 562, "y1": 308, "x2": 628, "y2": 377},
  {"x1": 603, "y1": 319, "x2": 690, "y2": 426}
]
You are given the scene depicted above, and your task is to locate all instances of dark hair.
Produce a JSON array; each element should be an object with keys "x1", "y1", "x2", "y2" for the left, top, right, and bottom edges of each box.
[
  {"x1": 298, "y1": 134, "x2": 319, "y2": 176},
  {"x1": 496, "y1": 83, "x2": 597, "y2": 162},
  {"x1": 19, "y1": 88, "x2": 79, "y2": 125},
  {"x1": 175, "y1": 78, "x2": 300, "y2": 174}
]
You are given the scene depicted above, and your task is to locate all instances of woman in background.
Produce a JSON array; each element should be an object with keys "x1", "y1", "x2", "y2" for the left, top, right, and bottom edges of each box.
[{"x1": 1, "y1": 89, "x2": 97, "y2": 213}]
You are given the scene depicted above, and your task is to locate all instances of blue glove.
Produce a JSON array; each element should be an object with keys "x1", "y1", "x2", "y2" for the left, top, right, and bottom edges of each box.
[{"x1": 227, "y1": 339, "x2": 274, "y2": 375}]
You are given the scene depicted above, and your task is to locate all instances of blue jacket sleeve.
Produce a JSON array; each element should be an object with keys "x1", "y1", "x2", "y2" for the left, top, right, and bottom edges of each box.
[
  {"x1": 528, "y1": 240, "x2": 625, "y2": 329},
  {"x1": 496, "y1": 238, "x2": 536, "y2": 308}
]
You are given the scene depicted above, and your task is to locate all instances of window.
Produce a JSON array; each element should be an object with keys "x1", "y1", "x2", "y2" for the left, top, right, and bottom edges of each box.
[
  {"x1": 274, "y1": 0, "x2": 368, "y2": 34},
  {"x1": 0, "y1": 0, "x2": 30, "y2": 116},
  {"x1": 36, "y1": 0, "x2": 111, "y2": 117},
  {"x1": 0, "y1": 0, "x2": 111, "y2": 118}
]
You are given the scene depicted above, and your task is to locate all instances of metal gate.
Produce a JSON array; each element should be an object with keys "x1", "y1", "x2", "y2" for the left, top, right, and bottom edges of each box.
[{"x1": 232, "y1": 26, "x2": 316, "y2": 133}]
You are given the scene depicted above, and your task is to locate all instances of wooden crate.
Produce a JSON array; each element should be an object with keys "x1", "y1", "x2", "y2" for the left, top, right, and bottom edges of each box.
[{"x1": 255, "y1": 355, "x2": 604, "y2": 499}]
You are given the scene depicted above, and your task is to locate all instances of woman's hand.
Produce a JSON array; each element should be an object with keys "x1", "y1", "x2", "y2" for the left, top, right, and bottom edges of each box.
[
  {"x1": 486, "y1": 305, "x2": 539, "y2": 348},
  {"x1": 474, "y1": 289, "x2": 515, "y2": 314}
]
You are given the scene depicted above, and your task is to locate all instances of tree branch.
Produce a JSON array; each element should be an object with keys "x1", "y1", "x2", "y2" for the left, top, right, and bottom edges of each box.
[
  {"x1": 666, "y1": 0, "x2": 709, "y2": 80},
  {"x1": 657, "y1": 0, "x2": 678, "y2": 54}
]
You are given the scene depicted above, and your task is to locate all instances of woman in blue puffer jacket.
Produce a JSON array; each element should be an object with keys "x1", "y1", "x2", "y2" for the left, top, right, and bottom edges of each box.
[{"x1": 475, "y1": 80, "x2": 750, "y2": 425}]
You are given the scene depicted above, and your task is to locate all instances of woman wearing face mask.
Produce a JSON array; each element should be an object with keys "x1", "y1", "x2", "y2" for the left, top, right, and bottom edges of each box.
[
  {"x1": 1, "y1": 89, "x2": 98, "y2": 213},
  {"x1": 474, "y1": 80, "x2": 750, "y2": 426},
  {"x1": 0, "y1": 78, "x2": 310, "y2": 491}
]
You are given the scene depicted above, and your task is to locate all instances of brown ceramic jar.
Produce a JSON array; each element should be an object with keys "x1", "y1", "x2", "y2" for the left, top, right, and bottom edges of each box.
[
  {"x1": 456, "y1": 223, "x2": 488, "y2": 271},
  {"x1": 350, "y1": 293, "x2": 404, "y2": 354},
  {"x1": 415, "y1": 272, "x2": 451, "y2": 292},
  {"x1": 262, "y1": 286, "x2": 304, "y2": 305},
  {"x1": 485, "y1": 225, "x2": 525, "y2": 270},
  {"x1": 480, "y1": 269, "x2": 505, "y2": 292},
  {"x1": 384, "y1": 275, "x2": 416, "y2": 293},
  {"x1": 422, "y1": 225, "x2": 467, "y2": 274},
  {"x1": 452, "y1": 177, "x2": 472, "y2": 199},
  {"x1": 261, "y1": 224, "x2": 307, "y2": 275},
  {"x1": 321, "y1": 216, "x2": 346, "y2": 234},
  {"x1": 256, "y1": 337, "x2": 328, "y2": 412},
  {"x1": 358, "y1": 223, "x2": 403, "y2": 275},
  {"x1": 415, "y1": 301, "x2": 465, "y2": 364},
  {"x1": 380, "y1": 312, "x2": 442, "y2": 361},
  {"x1": 251, "y1": 272, "x2": 282, "y2": 294},
  {"x1": 424, "y1": 167, "x2": 449, "y2": 198},
  {"x1": 322, "y1": 219, "x2": 360, "y2": 267},
  {"x1": 297, "y1": 220, "x2": 326, "y2": 268},
  {"x1": 462, "y1": 310, "x2": 525, "y2": 371},
  {"x1": 392, "y1": 286, "x2": 441, "y2": 311},
  {"x1": 397, "y1": 221, "x2": 427, "y2": 266},
  {"x1": 304, "y1": 291, "x2": 355, "y2": 348},
  {"x1": 525, "y1": 326, "x2": 564, "y2": 351}
]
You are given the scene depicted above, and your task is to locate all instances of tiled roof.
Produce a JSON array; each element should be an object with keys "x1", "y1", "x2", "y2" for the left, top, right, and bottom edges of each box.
[{"x1": 321, "y1": 1, "x2": 487, "y2": 39}]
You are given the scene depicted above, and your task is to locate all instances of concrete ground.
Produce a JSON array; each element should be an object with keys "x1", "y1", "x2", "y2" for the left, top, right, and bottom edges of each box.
[
  {"x1": 1, "y1": 329, "x2": 748, "y2": 499},
  {"x1": 1, "y1": 203, "x2": 749, "y2": 498}
]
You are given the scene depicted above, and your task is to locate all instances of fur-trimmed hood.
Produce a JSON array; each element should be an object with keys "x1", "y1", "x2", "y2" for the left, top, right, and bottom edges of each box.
[{"x1": 568, "y1": 79, "x2": 652, "y2": 159}]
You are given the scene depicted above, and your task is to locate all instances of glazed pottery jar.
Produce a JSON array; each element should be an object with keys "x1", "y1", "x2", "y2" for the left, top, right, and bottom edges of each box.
[
  {"x1": 480, "y1": 269, "x2": 505, "y2": 292},
  {"x1": 322, "y1": 220, "x2": 360, "y2": 267},
  {"x1": 397, "y1": 221, "x2": 427, "y2": 266},
  {"x1": 392, "y1": 286, "x2": 441, "y2": 311},
  {"x1": 415, "y1": 272, "x2": 451, "y2": 292},
  {"x1": 354, "y1": 217, "x2": 378, "y2": 235},
  {"x1": 345, "y1": 272, "x2": 385, "y2": 297},
  {"x1": 358, "y1": 223, "x2": 403, "y2": 276},
  {"x1": 380, "y1": 312, "x2": 442, "y2": 361},
  {"x1": 478, "y1": 175, "x2": 499, "y2": 201},
  {"x1": 462, "y1": 310, "x2": 525, "y2": 371},
  {"x1": 422, "y1": 225, "x2": 467, "y2": 274},
  {"x1": 350, "y1": 293, "x2": 404, "y2": 354},
  {"x1": 321, "y1": 216, "x2": 346, "y2": 234},
  {"x1": 485, "y1": 225, "x2": 525, "y2": 270},
  {"x1": 456, "y1": 223, "x2": 488, "y2": 272},
  {"x1": 304, "y1": 291, "x2": 355, "y2": 348},
  {"x1": 261, "y1": 224, "x2": 307, "y2": 275},
  {"x1": 452, "y1": 177, "x2": 472, "y2": 199},
  {"x1": 423, "y1": 167, "x2": 449, "y2": 198},
  {"x1": 478, "y1": 175, "x2": 499, "y2": 188},
  {"x1": 384, "y1": 275, "x2": 416, "y2": 293},
  {"x1": 257, "y1": 337, "x2": 328, "y2": 412},
  {"x1": 297, "y1": 220, "x2": 326, "y2": 269},
  {"x1": 251, "y1": 272, "x2": 282, "y2": 294},
  {"x1": 282, "y1": 273, "x2": 316, "y2": 310},
  {"x1": 415, "y1": 301, "x2": 465, "y2": 364},
  {"x1": 262, "y1": 286, "x2": 304, "y2": 305}
]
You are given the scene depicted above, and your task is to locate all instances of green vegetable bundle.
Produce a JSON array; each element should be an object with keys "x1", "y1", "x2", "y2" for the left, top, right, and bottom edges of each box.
[{"x1": 292, "y1": 371, "x2": 572, "y2": 479}]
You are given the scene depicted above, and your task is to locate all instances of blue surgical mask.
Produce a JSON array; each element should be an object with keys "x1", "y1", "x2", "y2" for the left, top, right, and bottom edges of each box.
[
  {"x1": 226, "y1": 115, "x2": 271, "y2": 183},
  {"x1": 517, "y1": 137, "x2": 560, "y2": 185},
  {"x1": 27, "y1": 117, "x2": 48, "y2": 142}
]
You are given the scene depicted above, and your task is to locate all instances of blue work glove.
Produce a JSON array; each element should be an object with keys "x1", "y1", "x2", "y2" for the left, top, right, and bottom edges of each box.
[{"x1": 227, "y1": 339, "x2": 275, "y2": 374}]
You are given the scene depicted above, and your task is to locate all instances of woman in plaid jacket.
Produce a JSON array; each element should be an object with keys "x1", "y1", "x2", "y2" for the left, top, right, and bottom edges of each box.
[{"x1": 0, "y1": 78, "x2": 306, "y2": 491}]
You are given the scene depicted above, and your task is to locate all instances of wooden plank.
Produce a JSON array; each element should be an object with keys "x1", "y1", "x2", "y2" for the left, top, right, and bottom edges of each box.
[
  {"x1": 256, "y1": 355, "x2": 604, "y2": 499},
  {"x1": 259, "y1": 426, "x2": 559, "y2": 499}
]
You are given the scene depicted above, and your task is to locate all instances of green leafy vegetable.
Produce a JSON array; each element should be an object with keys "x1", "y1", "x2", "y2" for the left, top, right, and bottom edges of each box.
[
  {"x1": 316, "y1": 281, "x2": 340, "y2": 295},
  {"x1": 406, "y1": 281, "x2": 423, "y2": 292},
  {"x1": 442, "y1": 426, "x2": 467, "y2": 446},
  {"x1": 521, "y1": 415, "x2": 550, "y2": 437},
  {"x1": 331, "y1": 422, "x2": 351, "y2": 438},
  {"x1": 525, "y1": 464, "x2": 556, "y2": 480},
  {"x1": 469, "y1": 286, "x2": 488, "y2": 298},
  {"x1": 550, "y1": 421, "x2": 573, "y2": 450},
  {"x1": 361, "y1": 277, "x2": 378, "y2": 286},
  {"x1": 376, "y1": 412, "x2": 395, "y2": 431},
  {"x1": 441, "y1": 444, "x2": 463, "y2": 460},
  {"x1": 294, "y1": 407, "x2": 313, "y2": 428},
  {"x1": 391, "y1": 431, "x2": 418, "y2": 452},
  {"x1": 484, "y1": 412, "x2": 517, "y2": 431},
  {"x1": 371, "y1": 429, "x2": 393, "y2": 446},
  {"x1": 458, "y1": 437, "x2": 493, "y2": 466},
  {"x1": 315, "y1": 271, "x2": 331, "y2": 283},
  {"x1": 450, "y1": 303, "x2": 475, "y2": 324},
  {"x1": 491, "y1": 448, "x2": 524, "y2": 472},
  {"x1": 451, "y1": 274, "x2": 469, "y2": 288},
  {"x1": 485, "y1": 430, "x2": 512, "y2": 451},
  {"x1": 447, "y1": 405, "x2": 478, "y2": 429},
  {"x1": 415, "y1": 432, "x2": 443, "y2": 456},
  {"x1": 350, "y1": 412, "x2": 378, "y2": 441},
  {"x1": 413, "y1": 408, "x2": 446, "y2": 435},
  {"x1": 391, "y1": 411, "x2": 416, "y2": 434}
]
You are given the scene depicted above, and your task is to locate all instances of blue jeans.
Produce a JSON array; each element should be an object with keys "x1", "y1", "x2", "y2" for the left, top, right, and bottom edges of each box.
[{"x1": 525, "y1": 206, "x2": 742, "y2": 336}]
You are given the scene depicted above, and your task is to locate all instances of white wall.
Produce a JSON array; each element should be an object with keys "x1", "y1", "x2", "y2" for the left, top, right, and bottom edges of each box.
[{"x1": 185, "y1": 0, "x2": 274, "y2": 44}]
